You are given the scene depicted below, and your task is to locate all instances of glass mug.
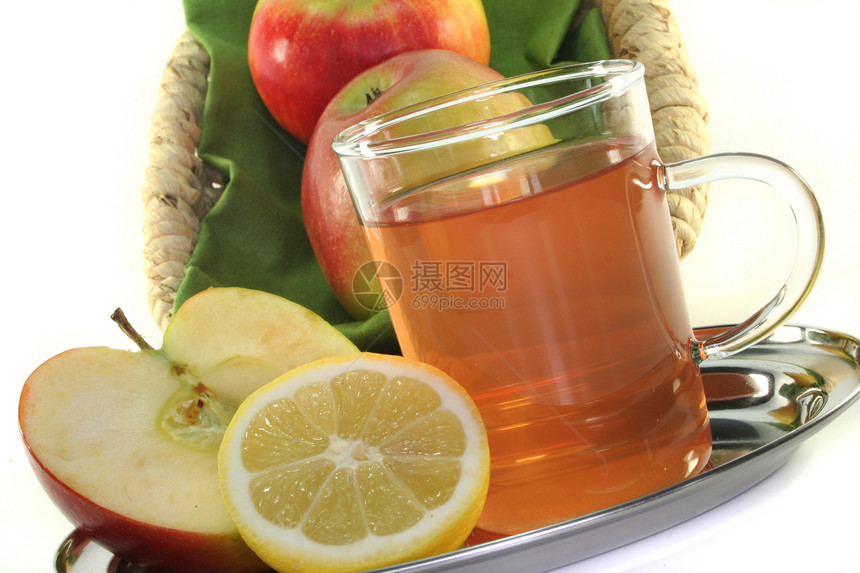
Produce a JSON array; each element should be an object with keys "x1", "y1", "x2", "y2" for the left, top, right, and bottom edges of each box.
[{"x1": 333, "y1": 60, "x2": 823, "y2": 536}]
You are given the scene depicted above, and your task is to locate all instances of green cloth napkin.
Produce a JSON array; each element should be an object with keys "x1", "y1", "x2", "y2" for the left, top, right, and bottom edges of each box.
[{"x1": 179, "y1": 0, "x2": 609, "y2": 354}]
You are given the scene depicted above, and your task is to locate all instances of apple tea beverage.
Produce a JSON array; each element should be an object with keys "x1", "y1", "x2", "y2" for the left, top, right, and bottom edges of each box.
[
  {"x1": 362, "y1": 138, "x2": 711, "y2": 532},
  {"x1": 334, "y1": 61, "x2": 823, "y2": 535}
]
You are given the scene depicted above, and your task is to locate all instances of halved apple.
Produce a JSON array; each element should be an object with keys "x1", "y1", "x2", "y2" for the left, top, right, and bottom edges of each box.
[{"x1": 18, "y1": 287, "x2": 358, "y2": 572}]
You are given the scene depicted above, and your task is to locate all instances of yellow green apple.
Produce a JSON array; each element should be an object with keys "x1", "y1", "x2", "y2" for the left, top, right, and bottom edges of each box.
[{"x1": 301, "y1": 49, "x2": 555, "y2": 320}]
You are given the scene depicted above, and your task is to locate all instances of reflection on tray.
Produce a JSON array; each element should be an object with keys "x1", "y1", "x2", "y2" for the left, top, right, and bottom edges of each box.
[{"x1": 700, "y1": 325, "x2": 857, "y2": 468}]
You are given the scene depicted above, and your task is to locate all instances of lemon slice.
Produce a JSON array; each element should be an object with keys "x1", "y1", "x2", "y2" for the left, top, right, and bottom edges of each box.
[{"x1": 218, "y1": 352, "x2": 490, "y2": 573}]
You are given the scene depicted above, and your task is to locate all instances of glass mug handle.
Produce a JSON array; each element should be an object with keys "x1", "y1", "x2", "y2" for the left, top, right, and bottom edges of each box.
[{"x1": 658, "y1": 152, "x2": 825, "y2": 363}]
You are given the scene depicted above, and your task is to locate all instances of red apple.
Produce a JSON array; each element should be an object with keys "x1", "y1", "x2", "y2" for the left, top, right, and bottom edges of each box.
[
  {"x1": 18, "y1": 287, "x2": 358, "y2": 572},
  {"x1": 302, "y1": 49, "x2": 555, "y2": 320},
  {"x1": 247, "y1": 0, "x2": 491, "y2": 143}
]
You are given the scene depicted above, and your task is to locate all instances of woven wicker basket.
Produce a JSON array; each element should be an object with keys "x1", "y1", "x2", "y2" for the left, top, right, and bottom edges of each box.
[{"x1": 141, "y1": 0, "x2": 709, "y2": 330}]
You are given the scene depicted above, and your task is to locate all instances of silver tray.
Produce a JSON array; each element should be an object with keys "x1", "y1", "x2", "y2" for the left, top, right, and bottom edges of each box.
[{"x1": 57, "y1": 324, "x2": 860, "y2": 573}]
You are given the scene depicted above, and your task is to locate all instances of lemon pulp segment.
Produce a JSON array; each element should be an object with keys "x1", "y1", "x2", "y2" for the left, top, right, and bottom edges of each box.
[{"x1": 239, "y1": 371, "x2": 467, "y2": 545}]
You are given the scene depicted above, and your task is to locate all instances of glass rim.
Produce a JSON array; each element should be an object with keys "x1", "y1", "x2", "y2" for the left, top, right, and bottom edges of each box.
[{"x1": 332, "y1": 59, "x2": 644, "y2": 159}]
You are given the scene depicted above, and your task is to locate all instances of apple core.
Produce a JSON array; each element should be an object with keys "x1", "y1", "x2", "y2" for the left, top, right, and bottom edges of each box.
[{"x1": 160, "y1": 381, "x2": 235, "y2": 451}]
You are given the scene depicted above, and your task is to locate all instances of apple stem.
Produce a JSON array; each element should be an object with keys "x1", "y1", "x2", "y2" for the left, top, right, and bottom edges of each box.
[
  {"x1": 110, "y1": 308, "x2": 154, "y2": 351},
  {"x1": 366, "y1": 86, "x2": 383, "y2": 105}
]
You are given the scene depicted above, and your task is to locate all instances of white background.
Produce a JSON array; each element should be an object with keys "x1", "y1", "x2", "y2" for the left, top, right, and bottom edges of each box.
[{"x1": 1, "y1": 1, "x2": 858, "y2": 571}]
